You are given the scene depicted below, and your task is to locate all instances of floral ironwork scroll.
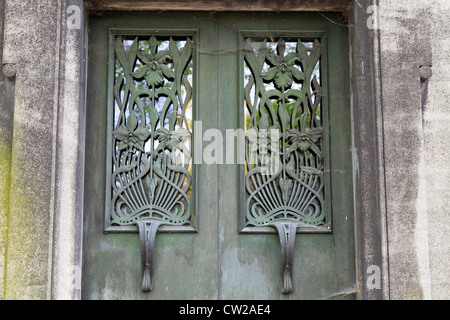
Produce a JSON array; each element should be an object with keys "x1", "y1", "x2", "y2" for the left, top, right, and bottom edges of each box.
[
  {"x1": 108, "y1": 35, "x2": 194, "y2": 292},
  {"x1": 243, "y1": 36, "x2": 328, "y2": 293}
]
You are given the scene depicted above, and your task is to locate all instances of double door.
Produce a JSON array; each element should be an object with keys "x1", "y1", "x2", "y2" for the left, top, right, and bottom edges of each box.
[{"x1": 82, "y1": 11, "x2": 354, "y2": 299}]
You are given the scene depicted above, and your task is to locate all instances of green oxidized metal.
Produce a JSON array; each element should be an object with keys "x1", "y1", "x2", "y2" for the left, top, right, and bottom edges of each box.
[
  {"x1": 243, "y1": 37, "x2": 327, "y2": 294},
  {"x1": 111, "y1": 36, "x2": 193, "y2": 228},
  {"x1": 110, "y1": 35, "x2": 194, "y2": 291},
  {"x1": 244, "y1": 37, "x2": 326, "y2": 228}
]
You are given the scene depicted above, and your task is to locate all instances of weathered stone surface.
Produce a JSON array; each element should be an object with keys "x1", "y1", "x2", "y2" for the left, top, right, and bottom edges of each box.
[
  {"x1": 0, "y1": 0, "x2": 87, "y2": 300},
  {"x1": 420, "y1": 0, "x2": 450, "y2": 300},
  {"x1": 85, "y1": 0, "x2": 352, "y2": 12},
  {"x1": 2, "y1": 0, "x2": 60, "y2": 299},
  {"x1": 0, "y1": 0, "x2": 8, "y2": 300},
  {"x1": 379, "y1": 0, "x2": 450, "y2": 300},
  {"x1": 49, "y1": 0, "x2": 86, "y2": 300}
]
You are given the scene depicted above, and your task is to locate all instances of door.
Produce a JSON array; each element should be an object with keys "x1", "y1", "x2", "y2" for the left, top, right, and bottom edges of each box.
[{"x1": 82, "y1": 11, "x2": 355, "y2": 300}]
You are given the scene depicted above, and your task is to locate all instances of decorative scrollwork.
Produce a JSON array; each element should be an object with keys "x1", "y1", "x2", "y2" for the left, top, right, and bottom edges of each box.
[
  {"x1": 110, "y1": 35, "x2": 194, "y2": 291},
  {"x1": 243, "y1": 36, "x2": 327, "y2": 293},
  {"x1": 244, "y1": 37, "x2": 325, "y2": 228}
]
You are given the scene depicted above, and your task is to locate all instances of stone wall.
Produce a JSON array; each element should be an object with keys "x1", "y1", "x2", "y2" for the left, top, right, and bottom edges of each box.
[
  {"x1": 379, "y1": 0, "x2": 450, "y2": 299},
  {"x1": 0, "y1": 0, "x2": 86, "y2": 299},
  {"x1": 0, "y1": 0, "x2": 62, "y2": 299}
]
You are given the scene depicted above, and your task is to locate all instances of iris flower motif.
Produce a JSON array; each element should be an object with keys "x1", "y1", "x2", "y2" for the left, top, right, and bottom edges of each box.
[
  {"x1": 286, "y1": 113, "x2": 322, "y2": 158},
  {"x1": 113, "y1": 111, "x2": 150, "y2": 151},
  {"x1": 154, "y1": 127, "x2": 191, "y2": 158},
  {"x1": 131, "y1": 36, "x2": 175, "y2": 87},
  {"x1": 261, "y1": 39, "x2": 304, "y2": 90}
]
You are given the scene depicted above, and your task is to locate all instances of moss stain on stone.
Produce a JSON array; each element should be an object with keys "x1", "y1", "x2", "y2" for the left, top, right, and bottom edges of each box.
[
  {"x1": 1, "y1": 120, "x2": 52, "y2": 300},
  {"x1": 0, "y1": 133, "x2": 12, "y2": 300}
]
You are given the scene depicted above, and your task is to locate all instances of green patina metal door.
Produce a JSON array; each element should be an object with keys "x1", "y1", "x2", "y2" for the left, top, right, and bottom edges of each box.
[{"x1": 82, "y1": 11, "x2": 355, "y2": 300}]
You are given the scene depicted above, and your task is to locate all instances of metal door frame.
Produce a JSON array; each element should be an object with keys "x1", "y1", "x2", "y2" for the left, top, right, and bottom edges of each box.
[{"x1": 50, "y1": 0, "x2": 389, "y2": 300}]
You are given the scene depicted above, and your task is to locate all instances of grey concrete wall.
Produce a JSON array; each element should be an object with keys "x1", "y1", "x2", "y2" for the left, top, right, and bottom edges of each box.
[
  {"x1": 0, "y1": 0, "x2": 86, "y2": 299},
  {"x1": 422, "y1": 1, "x2": 450, "y2": 300},
  {"x1": 1, "y1": 0, "x2": 61, "y2": 299},
  {"x1": 379, "y1": 0, "x2": 450, "y2": 299},
  {"x1": 0, "y1": 0, "x2": 11, "y2": 301}
]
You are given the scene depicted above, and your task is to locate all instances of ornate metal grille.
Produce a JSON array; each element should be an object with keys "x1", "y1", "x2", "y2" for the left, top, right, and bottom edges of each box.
[
  {"x1": 243, "y1": 36, "x2": 328, "y2": 229},
  {"x1": 106, "y1": 33, "x2": 195, "y2": 291},
  {"x1": 243, "y1": 35, "x2": 330, "y2": 293},
  {"x1": 108, "y1": 35, "x2": 194, "y2": 229}
]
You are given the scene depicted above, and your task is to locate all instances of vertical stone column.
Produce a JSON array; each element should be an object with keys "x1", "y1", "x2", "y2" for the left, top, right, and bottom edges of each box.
[
  {"x1": 349, "y1": 0, "x2": 389, "y2": 300},
  {"x1": 1, "y1": 0, "x2": 86, "y2": 299},
  {"x1": 0, "y1": 0, "x2": 13, "y2": 301},
  {"x1": 378, "y1": 0, "x2": 433, "y2": 300},
  {"x1": 379, "y1": 0, "x2": 450, "y2": 300},
  {"x1": 49, "y1": 0, "x2": 87, "y2": 300},
  {"x1": 421, "y1": 1, "x2": 450, "y2": 300}
]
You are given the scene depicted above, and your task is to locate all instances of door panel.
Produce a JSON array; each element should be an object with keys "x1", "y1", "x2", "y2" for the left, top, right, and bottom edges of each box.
[
  {"x1": 82, "y1": 11, "x2": 355, "y2": 300},
  {"x1": 83, "y1": 12, "x2": 219, "y2": 299},
  {"x1": 216, "y1": 12, "x2": 354, "y2": 299}
]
